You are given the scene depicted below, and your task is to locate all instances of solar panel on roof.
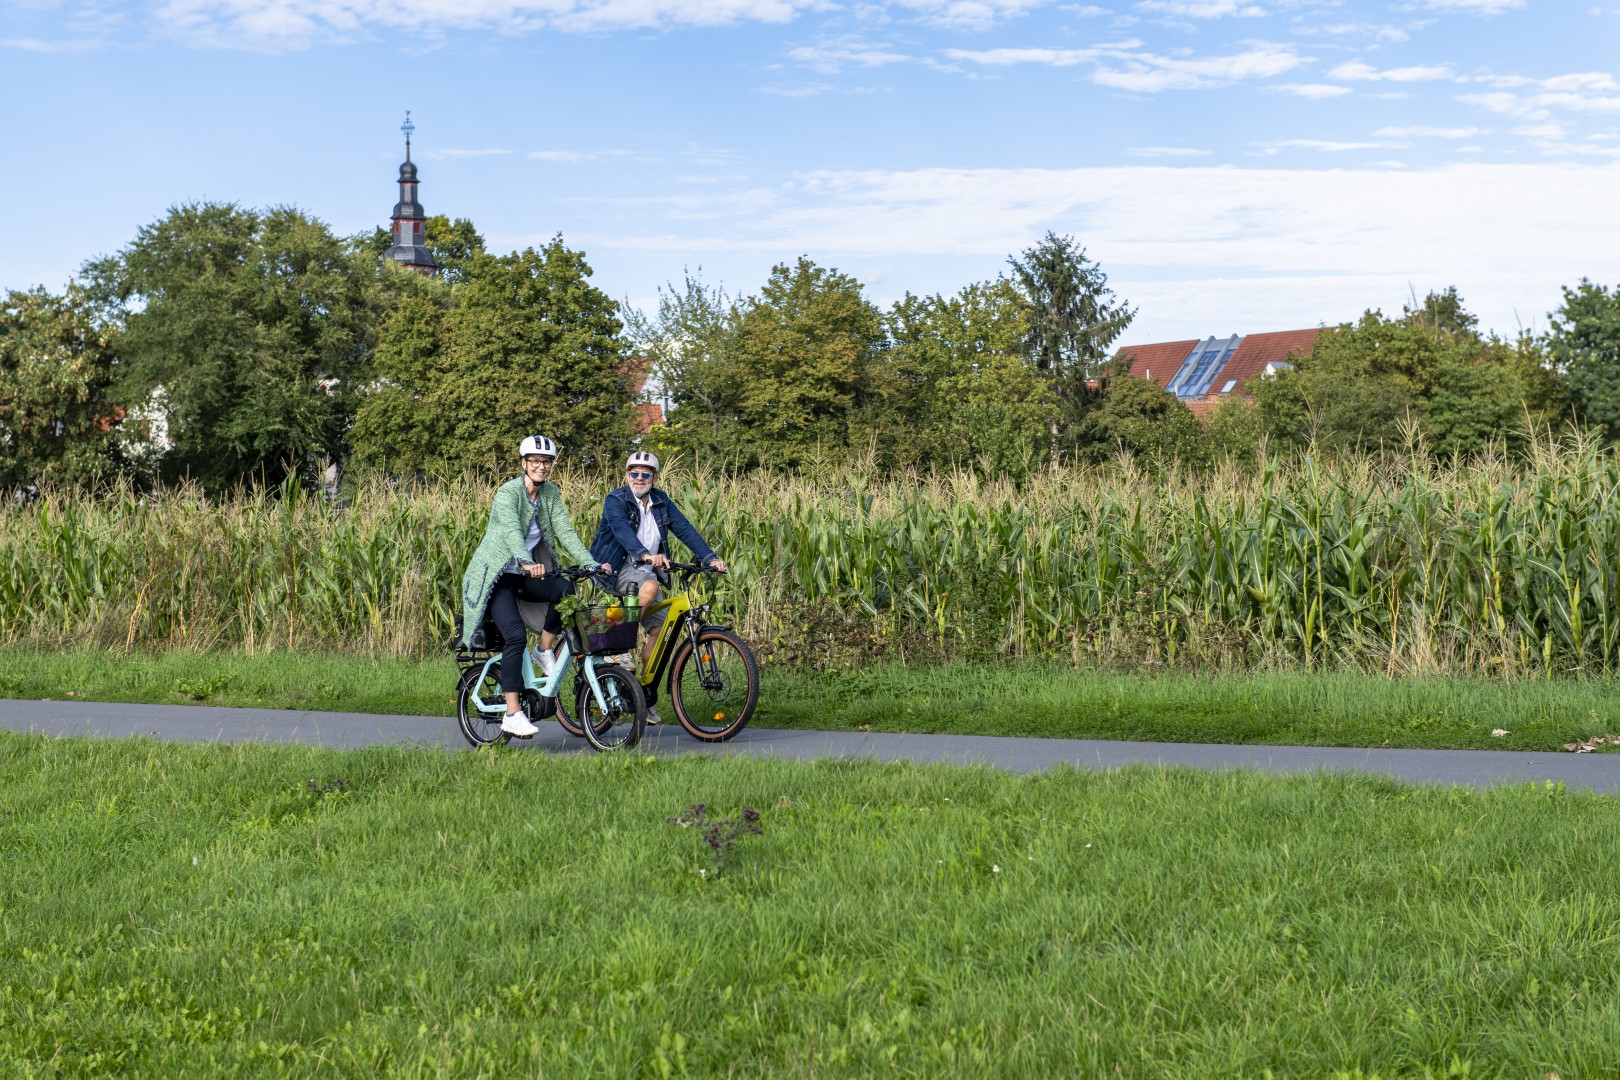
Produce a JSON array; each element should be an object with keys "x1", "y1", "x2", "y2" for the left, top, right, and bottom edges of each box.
[{"x1": 1166, "y1": 335, "x2": 1242, "y2": 399}]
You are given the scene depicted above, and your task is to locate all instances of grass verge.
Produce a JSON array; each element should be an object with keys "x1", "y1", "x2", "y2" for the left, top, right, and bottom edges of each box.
[
  {"x1": 3, "y1": 646, "x2": 1619, "y2": 751},
  {"x1": 1, "y1": 733, "x2": 1617, "y2": 1076}
]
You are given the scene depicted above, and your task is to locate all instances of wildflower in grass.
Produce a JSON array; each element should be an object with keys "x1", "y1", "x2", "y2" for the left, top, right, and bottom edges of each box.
[
  {"x1": 992, "y1": 865, "x2": 1001, "y2": 873},
  {"x1": 1492, "y1": 729, "x2": 1510, "y2": 738}
]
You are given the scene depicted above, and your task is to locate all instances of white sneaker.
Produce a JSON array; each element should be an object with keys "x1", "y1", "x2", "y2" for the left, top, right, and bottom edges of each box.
[
  {"x1": 609, "y1": 652, "x2": 633, "y2": 668},
  {"x1": 532, "y1": 647, "x2": 556, "y2": 676},
  {"x1": 645, "y1": 706, "x2": 662, "y2": 726},
  {"x1": 501, "y1": 711, "x2": 539, "y2": 738}
]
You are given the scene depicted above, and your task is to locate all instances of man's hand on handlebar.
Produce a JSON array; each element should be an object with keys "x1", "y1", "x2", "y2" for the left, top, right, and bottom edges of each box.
[
  {"x1": 707, "y1": 557, "x2": 727, "y2": 574},
  {"x1": 643, "y1": 553, "x2": 672, "y2": 571}
]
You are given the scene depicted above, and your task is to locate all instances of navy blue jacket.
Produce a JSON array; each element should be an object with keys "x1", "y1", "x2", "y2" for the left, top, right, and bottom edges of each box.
[{"x1": 590, "y1": 485, "x2": 717, "y2": 570}]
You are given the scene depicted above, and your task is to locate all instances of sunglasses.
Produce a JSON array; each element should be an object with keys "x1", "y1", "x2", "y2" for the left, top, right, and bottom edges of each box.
[{"x1": 627, "y1": 470, "x2": 655, "y2": 480}]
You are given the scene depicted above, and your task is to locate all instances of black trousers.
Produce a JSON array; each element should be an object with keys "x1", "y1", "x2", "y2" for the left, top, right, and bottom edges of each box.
[{"x1": 488, "y1": 573, "x2": 575, "y2": 694}]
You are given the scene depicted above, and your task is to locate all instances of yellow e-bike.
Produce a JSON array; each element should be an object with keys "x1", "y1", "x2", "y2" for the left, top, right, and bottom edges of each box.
[{"x1": 559, "y1": 561, "x2": 759, "y2": 742}]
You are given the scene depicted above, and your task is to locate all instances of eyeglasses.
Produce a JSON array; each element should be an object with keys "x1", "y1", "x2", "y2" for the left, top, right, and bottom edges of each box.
[
  {"x1": 523, "y1": 457, "x2": 554, "y2": 467},
  {"x1": 627, "y1": 470, "x2": 654, "y2": 480}
]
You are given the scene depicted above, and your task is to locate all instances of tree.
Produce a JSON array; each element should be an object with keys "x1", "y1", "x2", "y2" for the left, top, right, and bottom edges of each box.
[
  {"x1": 1546, "y1": 279, "x2": 1620, "y2": 442},
  {"x1": 622, "y1": 270, "x2": 742, "y2": 462},
  {"x1": 0, "y1": 284, "x2": 122, "y2": 490},
  {"x1": 724, "y1": 258, "x2": 888, "y2": 468},
  {"x1": 1007, "y1": 232, "x2": 1135, "y2": 465},
  {"x1": 883, "y1": 279, "x2": 1051, "y2": 478},
  {"x1": 1077, "y1": 375, "x2": 1205, "y2": 466},
  {"x1": 1253, "y1": 289, "x2": 1563, "y2": 456},
  {"x1": 350, "y1": 237, "x2": 637, "y2": 474},
  {"x1": 82, "y1": 202, "x2": 378, "y2": 491}
]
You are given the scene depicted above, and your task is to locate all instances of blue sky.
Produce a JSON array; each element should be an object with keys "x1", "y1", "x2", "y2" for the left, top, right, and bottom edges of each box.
[{"x1": 3, "y1": 0, "x2": 1619, "y2": 344}]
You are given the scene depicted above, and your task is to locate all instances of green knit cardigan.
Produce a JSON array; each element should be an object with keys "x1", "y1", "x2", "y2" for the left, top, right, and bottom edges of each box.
[{"x1": 459, "y1": 477, "x2": 595, "y2": 647}]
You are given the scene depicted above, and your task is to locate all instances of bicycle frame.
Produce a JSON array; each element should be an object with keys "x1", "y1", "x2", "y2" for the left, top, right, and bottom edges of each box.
[
  {"x1": 632, "y1": 574, "x2": 734, "y2": 693},
  {"x1": 467, "y1": 638, "x2": 619, "y2": 716}
]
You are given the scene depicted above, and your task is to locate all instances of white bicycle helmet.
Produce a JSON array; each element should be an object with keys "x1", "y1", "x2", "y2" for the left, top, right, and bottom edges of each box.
[
  {"x1": 519, "y1": 434, "x2": 558, "y2": 458},
  {"x1": 626, "y1": 450, "x2": 660, "y2": 473}
]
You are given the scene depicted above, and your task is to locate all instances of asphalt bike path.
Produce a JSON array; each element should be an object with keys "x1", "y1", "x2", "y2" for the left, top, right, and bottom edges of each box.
[{"x1": 5, "y1": 698, "x2": 1620, "y2": 793}]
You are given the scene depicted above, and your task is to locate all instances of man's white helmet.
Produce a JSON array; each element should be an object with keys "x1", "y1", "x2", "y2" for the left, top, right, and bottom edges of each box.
[
  {"x1": 519, "y1": 434, "x2": 558, "y2": 458},
  {"x1": 626, "y1": 450, "x2": 660, "y2": 473}
]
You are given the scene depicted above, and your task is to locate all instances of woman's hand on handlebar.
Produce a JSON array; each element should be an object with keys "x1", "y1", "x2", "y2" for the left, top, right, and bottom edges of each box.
[{"x1": 520, "y1": 562, "x2": 547, "y2": 578}]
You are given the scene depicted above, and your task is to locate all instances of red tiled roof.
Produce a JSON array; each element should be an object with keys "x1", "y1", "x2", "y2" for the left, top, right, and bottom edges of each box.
[
  {"x1": 1213, "y1": 329, "x2": 1321, "y2": 396},
  {"x1": 1114, "y1": 339, "x2": 1198, "y2": 390}
]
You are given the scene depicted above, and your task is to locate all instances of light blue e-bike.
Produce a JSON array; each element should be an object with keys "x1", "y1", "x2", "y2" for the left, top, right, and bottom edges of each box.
[{"x1": 453, "y1": 567, "x2": 646, "y2": 751}]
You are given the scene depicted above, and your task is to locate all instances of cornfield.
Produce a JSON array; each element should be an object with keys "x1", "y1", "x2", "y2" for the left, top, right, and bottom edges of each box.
[{"x1": 4, "y1": 435, "x2": 1620, "y2": 676}]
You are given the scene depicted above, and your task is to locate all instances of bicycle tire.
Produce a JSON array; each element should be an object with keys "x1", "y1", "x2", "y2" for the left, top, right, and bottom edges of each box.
[
  {"x1": 668, "y1": 628, "x2": 759, "y2": 742},
  {"x1": 577, "y1": 664, "x2": 646, "y2": 752},
  {"x1": 456, "y1": 663, "x2": 512, "y2": 748}
]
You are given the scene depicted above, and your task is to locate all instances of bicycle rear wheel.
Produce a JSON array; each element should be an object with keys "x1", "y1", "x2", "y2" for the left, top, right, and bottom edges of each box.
[
  {"x1": 455, "y1": 663, "x2": 512, "y2": 748},
  {"x1": 577, "y1": 664, "x2": 646, "y2": 752},
  {"x1": 668, "y1": 628, "x2": 758, "y2": 742}
]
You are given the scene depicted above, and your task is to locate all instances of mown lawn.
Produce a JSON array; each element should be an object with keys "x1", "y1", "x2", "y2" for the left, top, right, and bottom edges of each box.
[
  {"x1": 0, "y1": 733, "x2": 1616, "y2": 1077},
  {"x1": 3, "y1": 646, "x2": 1619, "y2": 751}
]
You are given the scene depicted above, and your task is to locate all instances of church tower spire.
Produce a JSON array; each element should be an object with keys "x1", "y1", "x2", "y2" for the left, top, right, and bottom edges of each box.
[{"x1": 384, "y1": 112, "x2": 438, "y2": 275}]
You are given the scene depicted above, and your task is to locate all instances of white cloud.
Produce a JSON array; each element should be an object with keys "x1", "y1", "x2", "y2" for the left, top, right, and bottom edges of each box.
[
  {"x1": 1424, "y1": 0, "x2": 1523, "y2": 12},
  {"x1": 789, "y1": 40, "x2": 912, "y2": 72},
  {"x1": 758, "y1": 83, "x2": 837, "y2": 95},
  {"x1": 154, "y1": 0, "x2": 821, "y2": 47},
  {"x1": 1294, "y1": 21, "x2": 1408, "y2": 41},
  {"x1": 582, "y1": 160, "x2": 1620, "y2": 341},
  {"x1": 1127, "y1": 146, "x2": 1213, "y2": 156},
  {"x1": 1136, "y1": 0, "x2": 1265, "y2": 16},
  {"x1": 527, "y1": 149, "x2": 635, "y2": 163},
  {"x1": 1372, "y1": 126, "x2": 1483, "y2": 138},
  {"x1": 1327, "y1": 61, "x2": 1453, "y2": 82},
  {"x1": 425, "y1": 148, "x2": 513, "y2": 159},
  {"x1": 1092, "y1": 44, "x2": 1306, "y2": 91},
  {"x1": 1, "y1": 35, "x2": 110, "y2": 52},
  {"x1": 889, "y1": 0, "x2": 1051, "y2": 30},
  {"x1": 1271, "y1": 83, "x2": 1352, "y2": 99},
  {"x1": 943, "y1": 46, "x2": 1101, "y2": 66},
  {"x1": 1272, "y1": 138, "x2": 1402, "y2": 152},
  {"x1": 1459, "y1": 73, "x2": 1620, "y2": 123}
]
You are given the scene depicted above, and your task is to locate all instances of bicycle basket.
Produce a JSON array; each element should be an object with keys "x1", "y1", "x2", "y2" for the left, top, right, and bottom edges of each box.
[{"x1": 572, "y1": 598, "x2": 639, "y2": 655}]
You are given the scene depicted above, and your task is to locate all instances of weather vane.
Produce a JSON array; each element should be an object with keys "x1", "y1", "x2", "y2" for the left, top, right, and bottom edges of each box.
[{"x1": 401, "y1": 110, "x2": 414, "y2": 146}]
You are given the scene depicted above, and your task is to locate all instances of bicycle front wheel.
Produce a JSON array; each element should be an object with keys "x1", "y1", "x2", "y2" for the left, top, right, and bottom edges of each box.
[
  {"x1": 668, "y1": 628, "x2": 759, "y2": 742},
  {"x1": 577, "y1": 663, "x2": 646, "y2": 752},
  {"x1": 456, "y1": 663, "x2": 512, "y2": 748}
]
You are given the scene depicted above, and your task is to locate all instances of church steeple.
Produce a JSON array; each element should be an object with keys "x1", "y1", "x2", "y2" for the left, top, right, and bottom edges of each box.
[{"x1": 384, "y1": 112, "x2": 437, "y2": 275}]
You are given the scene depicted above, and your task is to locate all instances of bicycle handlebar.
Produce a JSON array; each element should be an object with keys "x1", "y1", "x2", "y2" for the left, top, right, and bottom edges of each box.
[{"x1": 665, "y1": 560, "x2": 724, "y2": 575}]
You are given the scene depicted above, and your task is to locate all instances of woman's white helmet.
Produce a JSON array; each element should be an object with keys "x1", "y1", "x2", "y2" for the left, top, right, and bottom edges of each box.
[
  {"x1": 519, "y1": 434, "x2": 558, "y2": 458},
  {"x1": 626, "y1": 450, "x2": 660, "y2": 473}
]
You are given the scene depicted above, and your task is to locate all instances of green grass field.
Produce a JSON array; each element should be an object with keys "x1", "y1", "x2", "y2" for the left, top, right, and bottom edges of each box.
[
  {"x1": 4, "y1": 647, "x2": 1619, "y2": 752},
  {"x1": 1, "y1": 732, "x2": 1617, "y2": 1076}
]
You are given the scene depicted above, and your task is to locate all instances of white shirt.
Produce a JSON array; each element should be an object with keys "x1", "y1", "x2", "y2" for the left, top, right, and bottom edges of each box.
[
  {"x1": 635, "y1": 492, "x2": 662, "y2": 559},
  {"x1": 524, "y1": 487, "x2": 543, "y2": 553}
]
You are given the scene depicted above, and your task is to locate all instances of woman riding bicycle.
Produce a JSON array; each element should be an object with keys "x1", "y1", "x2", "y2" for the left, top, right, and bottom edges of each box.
[{"x1": 460, "y1": 434, "x2": 611, "y2": 738}]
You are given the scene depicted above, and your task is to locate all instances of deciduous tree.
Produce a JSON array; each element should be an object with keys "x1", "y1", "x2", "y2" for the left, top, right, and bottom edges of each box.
[
  {"x1": 1546, "y1": 279, "x2": 1620, "y2": 442},
  {"x1": 0, "y1": 284, "x2": 122, "y2": 490},
  {"x1": 82, "y1": 202, "x2": 377, "y2": 491}
]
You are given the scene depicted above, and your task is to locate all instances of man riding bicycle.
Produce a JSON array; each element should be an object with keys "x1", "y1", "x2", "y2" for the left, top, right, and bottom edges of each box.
[
  {"x1": 590, "y1": 451, "x2": 726, "y2": 721},
  {"x1": 460, "y1": 435, "x2": 611, "y2": 738}
]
